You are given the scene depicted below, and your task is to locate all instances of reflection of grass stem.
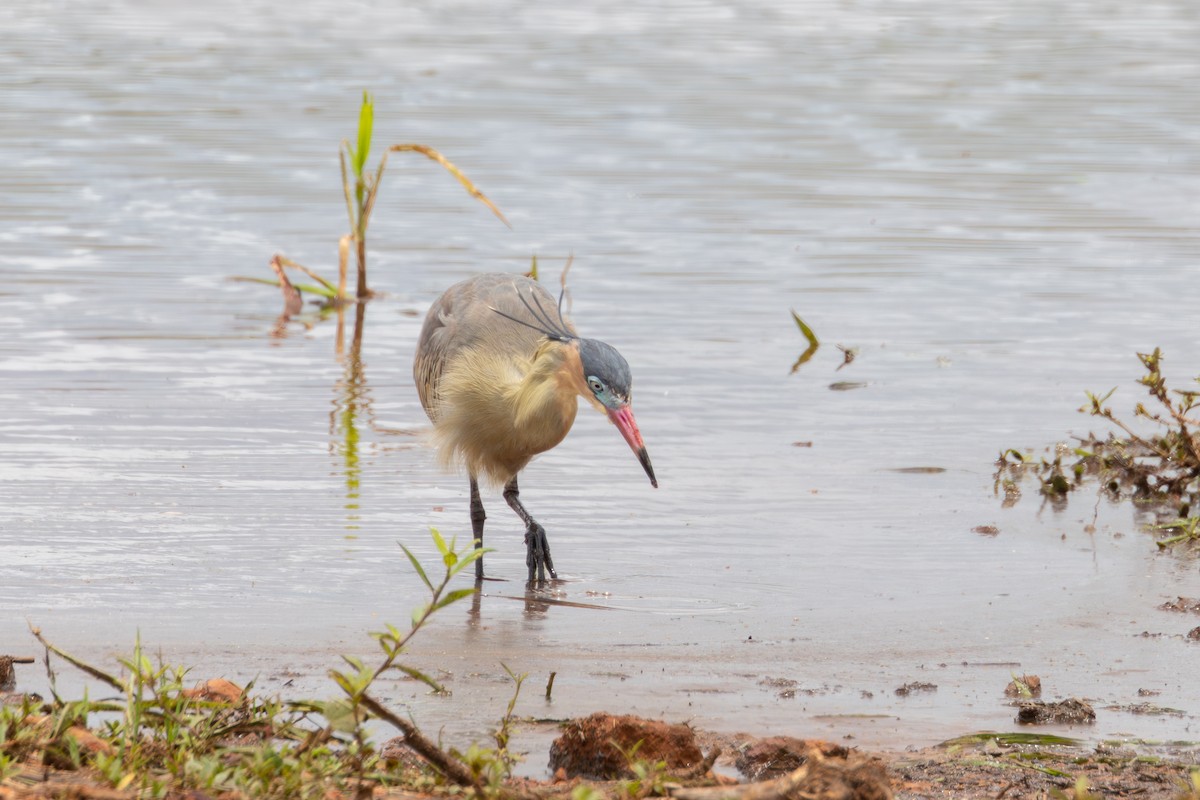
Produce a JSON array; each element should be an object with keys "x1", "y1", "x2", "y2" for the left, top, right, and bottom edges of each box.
[{"x1": 332, "y1": 304, "x2": 369, "y2": 530}]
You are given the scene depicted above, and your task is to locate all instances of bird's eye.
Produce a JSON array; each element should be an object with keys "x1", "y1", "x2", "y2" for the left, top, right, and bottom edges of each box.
[{"x1": 587, "y1": 377, "x2": 604, "y2": 394}]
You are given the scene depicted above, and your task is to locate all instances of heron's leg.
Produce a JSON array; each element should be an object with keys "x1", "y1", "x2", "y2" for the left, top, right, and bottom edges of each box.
[
  {"x1": 503, "y1": 476, "x2": 557, "y2": 583},
  {"x1": 469, "y1": 475, "x2": 486, "y2": 581}
]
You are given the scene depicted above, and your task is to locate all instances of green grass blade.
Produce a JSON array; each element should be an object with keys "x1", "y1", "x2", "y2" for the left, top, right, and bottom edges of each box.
[
  {"x1": 791, "y1": 309, "x2": 819, "y2": 347},
  {"x1": 229, "y1": 277, "x2": 337, "y2": 299},
  {"x1": 353, "y1": 91, "x2": 374, "y2": 178}
]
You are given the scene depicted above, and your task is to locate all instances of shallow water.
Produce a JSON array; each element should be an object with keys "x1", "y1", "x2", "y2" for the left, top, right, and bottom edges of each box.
[{"x1": 3, "y1": 0, "x2": 1200, "y2": 767}]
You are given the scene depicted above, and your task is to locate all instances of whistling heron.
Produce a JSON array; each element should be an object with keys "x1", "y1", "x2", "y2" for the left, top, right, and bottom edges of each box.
[{"x1": 413, "y1": 272, "x2": 657, "y2": 582}]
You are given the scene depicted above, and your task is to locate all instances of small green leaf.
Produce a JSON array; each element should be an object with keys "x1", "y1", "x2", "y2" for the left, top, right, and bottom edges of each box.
[
  {"x1": 395, "y1": 664, "x2": 448, "y2": 694},
  {"x1": 432, "y1": 587, "x2": 477, "y2": 612},
  {"x1": 320, "y1": 697, "x2": 360, "y2": 733},
  {"x1": 791, "y1": 309, "x2": 819, "y2": 348},
  {"x1": 329, "y1": 670, "x2": 357, "y2": 696},
  {"x1": 430, "y1": 526, "x2": 449, "y2": 557},
  {"x1": 398, "y1": 543, "x2": 433, "y2": 591},
  {"x1": 352, "y1": 91, "x2": 374, "y2": 178},
  {"x1": 448, "y1": 546, "x2": 492, "y2": 578},
  {"x1": 293, "y1": 282, "x2": 338, "y2": 298}
]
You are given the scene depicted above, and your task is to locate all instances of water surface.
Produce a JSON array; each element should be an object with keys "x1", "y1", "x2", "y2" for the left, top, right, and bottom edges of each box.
[{"x1": 2, "y1": 0, "x2": 1199, "y2": 763}]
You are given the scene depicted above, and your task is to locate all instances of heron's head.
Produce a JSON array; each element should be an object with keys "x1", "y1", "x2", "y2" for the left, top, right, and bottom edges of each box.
[
  {"x1": 578, "y1": 338, "x2": 657, "y2": 489},
  {"x1": 490, "y1": 278, "x2": 657, "y2": 489}
]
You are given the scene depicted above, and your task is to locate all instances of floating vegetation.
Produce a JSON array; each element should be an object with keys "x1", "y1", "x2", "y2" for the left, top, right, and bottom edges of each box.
[
  {"x1": 995, "y1": 349, "x2": 1200, "y2": 547},
  {"x1": 941, "y1": 731, "x2": 1082, "y2": 749},
  {"x1": 789, "y1": 310, "x2": 819, "y2": 373},
  {"x1": 835, "y1": 344, "x2": 858, "y2": 371}
]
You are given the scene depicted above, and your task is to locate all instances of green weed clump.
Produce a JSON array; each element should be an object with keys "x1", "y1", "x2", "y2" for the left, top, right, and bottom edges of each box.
[
  {"x1": 995, "y1": 349, "x2": 1200, "y2": 548},
  {"x1": 0, "y1": 530, "x2": 532, "y2": 800}
]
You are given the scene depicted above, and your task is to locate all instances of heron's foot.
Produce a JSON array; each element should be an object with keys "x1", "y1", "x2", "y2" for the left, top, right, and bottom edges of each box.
[{"x1": 524, "y1": 522, "x2": 557, "y2": 583}]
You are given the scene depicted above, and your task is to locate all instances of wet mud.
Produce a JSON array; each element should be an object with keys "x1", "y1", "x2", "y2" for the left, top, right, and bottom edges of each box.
[
  {"x1": 4, "y1": 701, "x2": 1198, "y2": 800},
  {"x1": 1015, "y1": 699, "x2": 1096, "y2": 726}
]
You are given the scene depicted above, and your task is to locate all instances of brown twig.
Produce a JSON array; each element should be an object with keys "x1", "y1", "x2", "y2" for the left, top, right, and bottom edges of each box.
[
  {"x1": 677, "y1": 747, "x2": 722, "y2": 779},
  {"x1": 271, "y1": 254, "x2": 339, "y2": 296},
  {"x1": 387, "y1": 144, "x2": 511, "y2": 229},
  {"x1": 358, "y1": 692, "x2": 478, "y2": 789},
  {"x1": 670, "y1": 760, "x2": 817, "y2": 800},
  {"x1": 269, "y1": 255, "x2": 304, "y2": 316},
  {"x1": 29, "y1": 625, "x2": 123, "y2": 692}
]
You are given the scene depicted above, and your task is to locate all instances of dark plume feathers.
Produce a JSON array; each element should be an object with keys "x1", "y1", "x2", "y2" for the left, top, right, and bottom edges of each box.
[{"x1": 490, "y1": 280, "x2": 576, "y2": 342}]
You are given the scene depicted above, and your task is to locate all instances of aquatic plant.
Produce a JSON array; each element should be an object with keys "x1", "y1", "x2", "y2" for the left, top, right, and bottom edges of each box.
[
  {"x1": 995, "y1": 349, "x2": 1200, "y2": 547},
  {"x1": 242, "y1": 92, "x2": 509, "y2": 308},
  {"x1": 341, "y1": 93, "x2": 509, "y2": 299}
]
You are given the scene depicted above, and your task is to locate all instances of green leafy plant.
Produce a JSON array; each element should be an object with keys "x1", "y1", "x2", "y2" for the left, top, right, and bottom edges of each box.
[
  {"x1": 8, "y1": 529, "x2": 491, "y2": 799},
  {"x1": 995, "y1": 349, "x2": 1200, "y2": 545},
  {"x1": 1152, "y1": 515, "x2": 1200, "y2": 549},
  {"x1": 340, "y1": 92, "x2": 511, "y2": 300}
]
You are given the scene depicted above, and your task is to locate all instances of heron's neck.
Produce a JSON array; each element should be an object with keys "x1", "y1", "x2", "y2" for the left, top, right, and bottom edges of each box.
[{"x1": 511, "y1": 339, "x2": 585, "y2": 433}]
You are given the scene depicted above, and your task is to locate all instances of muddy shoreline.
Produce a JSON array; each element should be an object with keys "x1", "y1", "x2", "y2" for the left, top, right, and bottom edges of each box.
[
  {"x1": 5, "y1": 655, "x2": 1199, "y2": 798},
  {"x1": 3, "y1": 698, "x2": 1198, "y2": 799}
]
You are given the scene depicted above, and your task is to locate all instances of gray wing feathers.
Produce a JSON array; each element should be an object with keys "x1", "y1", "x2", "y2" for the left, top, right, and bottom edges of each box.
[{"x1": 413, "y1": 273, "x2": 575, "y2": 421}]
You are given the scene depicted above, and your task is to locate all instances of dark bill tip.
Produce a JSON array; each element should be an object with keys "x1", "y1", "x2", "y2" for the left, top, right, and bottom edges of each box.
[
  {"x1": 637, "y1": 446, "x2": 658, "y2": 488},
  {"x1": 607, "y1": 404, "x2": 657, "y2": 488}
]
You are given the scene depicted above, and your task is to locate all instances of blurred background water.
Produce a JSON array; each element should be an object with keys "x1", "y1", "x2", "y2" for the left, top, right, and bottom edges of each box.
[{"x1": 2, "y1": 0, "x2": 1198, "y2": 758}]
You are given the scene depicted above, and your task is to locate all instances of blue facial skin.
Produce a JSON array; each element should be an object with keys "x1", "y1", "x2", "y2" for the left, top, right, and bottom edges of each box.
[{"x1": 578, "y1": 338, "x2": 632, "y2": 410}]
